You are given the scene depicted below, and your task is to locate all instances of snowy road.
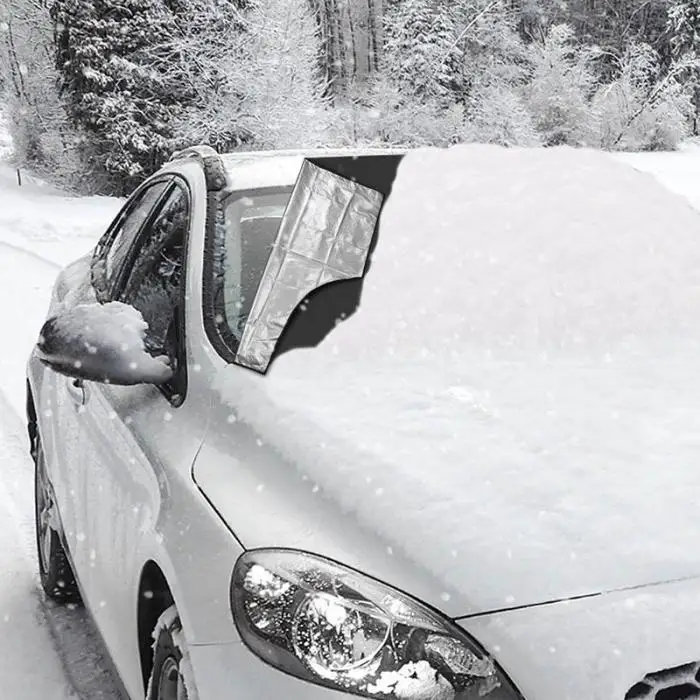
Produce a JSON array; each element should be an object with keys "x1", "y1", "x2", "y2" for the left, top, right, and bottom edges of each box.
[
  {"x1": 0, "y1": 163, "x2": 125, "y2": 699},
  {"x1": 0, "y1": 394, "x2": 76, "y2": 699},
  {"x1": 0, "y1": 143, "x2": 700, "y2": 698}
]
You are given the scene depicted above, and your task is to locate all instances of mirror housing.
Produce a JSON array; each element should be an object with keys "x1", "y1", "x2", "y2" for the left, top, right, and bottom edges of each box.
[{"x1": 35, "y1": 302, "x2": 173, "y2": 386}]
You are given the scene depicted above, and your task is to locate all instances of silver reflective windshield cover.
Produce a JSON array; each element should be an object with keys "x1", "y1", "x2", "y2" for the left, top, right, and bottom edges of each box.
[{"x1": 234, "y1": 160, "x2": 384, "y2": 373}]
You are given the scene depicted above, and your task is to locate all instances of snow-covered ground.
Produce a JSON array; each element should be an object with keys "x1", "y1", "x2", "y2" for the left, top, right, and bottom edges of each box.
[
  {"x1": 614, "y1": 142, "x2": 700, "y2": 211},
  {"x1": 3, "y1": 129, "x2": 700, "y2": 697},
  {"x1": 0, "y1": 110, "x2": 124, "y2": 698}
]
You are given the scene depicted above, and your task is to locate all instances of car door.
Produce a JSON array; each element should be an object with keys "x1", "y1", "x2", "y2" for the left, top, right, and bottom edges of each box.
[
  {"x1": 49, "y1": 178, "x2": 173, "y2": 564},
  {"x1": 68, "y1": 177, "x2": 213, "y2": 690}
]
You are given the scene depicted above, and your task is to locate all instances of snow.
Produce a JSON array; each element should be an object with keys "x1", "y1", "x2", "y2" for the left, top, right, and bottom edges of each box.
[
  {"x1": 0, "y1": 400, "x2": 77, "y2": 699},
  {"x1": 4, "y1": 128, "x2": 700, "y2": 696},
  {"x1": 367, "y1": 661, "x2": 454, "y2": 699},
  {"x1": 220, "y1": 143, "x2": 700, "y2": 612},
  {"x1": 614, "y1": 141, "x2": 700, "y2": 212},
  {"x1": 170, "y1": 617, "x2": 200, "y2": 700},
  {"x1": 39, "y1": 301, "x2": 173, "y2": 385},
  {"x1": 0, "y1": 164, "x2": 121, "y2": 268},
  {"x1": 298, "y1": 144, "x2": 700, "y2": 354},
  {"x1": 0, "y1": 108, "x2": 12, "y2": 161},
  {"x1": 0, "y1": 114, "x2": 125, "y2": 697},
  {"x1": 146, "y1": 606, "x2": 199, "y2": 700}
]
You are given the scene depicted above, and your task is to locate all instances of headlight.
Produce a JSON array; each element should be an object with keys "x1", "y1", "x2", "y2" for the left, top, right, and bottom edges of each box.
[{"x1": 231, "y1": 550, "x2": 522, "y2": 699}]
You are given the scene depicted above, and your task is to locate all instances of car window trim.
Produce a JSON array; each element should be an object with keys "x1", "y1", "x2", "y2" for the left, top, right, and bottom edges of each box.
[
  {"x1": 113, "y1": 176, "x2": 193, "y2": 407},
  {"x1": 202, "y1": 186, "x2": 294, "y2": 365}
]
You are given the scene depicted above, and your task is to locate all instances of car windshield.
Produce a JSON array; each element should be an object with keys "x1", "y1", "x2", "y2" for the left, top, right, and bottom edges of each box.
[{"x1": 220, "y1": 188, "x2": 293, "y2": 342}]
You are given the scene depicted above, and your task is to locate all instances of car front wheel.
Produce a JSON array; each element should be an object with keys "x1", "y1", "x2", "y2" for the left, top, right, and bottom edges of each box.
[
  {"x1": 34, "y1": 434, "x2": 81, "y2": 604},
  {"x1": 147, "y1": 606, "x2": 199, "y2": 700}
]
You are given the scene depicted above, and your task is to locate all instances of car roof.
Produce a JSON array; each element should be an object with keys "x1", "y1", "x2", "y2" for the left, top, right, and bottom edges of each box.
[
  {"x1": 221, "y1": 146, "x2": 410, "y2": 161},
  {"x1": 219, "y1": 147, "x2": 410, "y2": 192}
]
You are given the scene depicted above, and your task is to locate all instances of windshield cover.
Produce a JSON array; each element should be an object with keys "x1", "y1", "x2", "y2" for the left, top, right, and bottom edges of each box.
[{"x1": 219, "y1": 161, "x2": 384, "y2": 373}]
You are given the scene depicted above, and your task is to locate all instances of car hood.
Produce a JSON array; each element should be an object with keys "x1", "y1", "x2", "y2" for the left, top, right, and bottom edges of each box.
[
  {"x1": 198, "y1": 146, "x2": 700, "y2": 617},
  {"x1": 202, "y1": 341, "x2": 700, "y2": 617}
]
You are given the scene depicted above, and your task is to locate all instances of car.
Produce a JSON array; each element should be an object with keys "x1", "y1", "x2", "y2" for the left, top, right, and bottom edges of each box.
[{"x1": 25, "y1": 142, "x2": 700, "y2": 700}]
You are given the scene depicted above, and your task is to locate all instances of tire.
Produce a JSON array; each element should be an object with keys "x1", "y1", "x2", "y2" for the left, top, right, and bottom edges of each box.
[
  {"x1": 146, "y1": 606, "x2": 199, "y2": 700},
  {"x1": 33, "y1": 434, "x2": 81, "y2": 605}
]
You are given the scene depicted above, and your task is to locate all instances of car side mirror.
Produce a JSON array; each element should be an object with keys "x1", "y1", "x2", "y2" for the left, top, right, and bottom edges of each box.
[{"x1": 35, "y1": 302, "x2": 173, "y2": 386}]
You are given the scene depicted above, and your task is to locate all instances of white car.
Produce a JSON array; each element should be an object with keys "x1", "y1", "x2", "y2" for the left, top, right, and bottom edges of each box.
[{"x1": 26, "y1": 143, "x2": 700, "y2": 700}]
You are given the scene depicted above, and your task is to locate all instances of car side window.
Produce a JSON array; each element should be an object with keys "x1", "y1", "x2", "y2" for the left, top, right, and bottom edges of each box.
[
  {"x1": 119, "y1": 183, "x2": 190, "y2": 401},
  {"x1": 93, "y1": 180, "x2": 171, "y2": 298}
]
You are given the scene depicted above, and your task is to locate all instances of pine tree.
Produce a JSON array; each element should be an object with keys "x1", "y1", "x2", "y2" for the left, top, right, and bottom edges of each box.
[
  {"x1": 51, "y1": 0, "x2": 184, "y2": 193},
  {"x1": 383, "y1": 0, "x2": 462, "y2": 102},
  {"x1": 565, "y1": 0, "x2": 673, "y2": 79},
  {"x1": 667, "y1": 0, "x2": 700, "y2": 131},
  {"x1": 523, "y1": 24, "x2": 599, "y2": 146},
  {"x1": 142, "y1": 0, "x2": 252, "y2": 153},
  {"x1": 452, "y1": 0, "x2": 527, "y2": 95}
]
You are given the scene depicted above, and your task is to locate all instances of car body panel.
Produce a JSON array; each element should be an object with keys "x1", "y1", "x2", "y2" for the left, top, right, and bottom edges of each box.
[
  {"x1": 26, "y1": 159, "x2": 249, "y2": 699},
  {"x1": 27, "y1": 146, "x2": 700, "y2": 700},
  {"x1": 200, "y1": 347, "x2": 700, "y2": 616},
  {"x1": 73, "y1": 377, "x2": 212, "y2": 699},
  {"x1": 191, "y1": 382, "x2": 458, "y2": 624},
  {"x1": 194, "y1": 147, "x2": 700, "y2": 620},
  {"x1": 188, "y1": 640, "x2": 361, "y2": 700},
  {"x1": 458, "y1": 576, "x2": 700, "y2": 700},
  {"x1": 186, "y1": 574, "x2": 700, "y2": 700},
  {"x1": 195, "y1": 356, "x2": 700, "y2": 624},
  {"x1": 220, "y1": 147, "x2": 407, "y2": 191},
  {"x1": 28, "y1": 253, "x2": 98, "y2": 552}
]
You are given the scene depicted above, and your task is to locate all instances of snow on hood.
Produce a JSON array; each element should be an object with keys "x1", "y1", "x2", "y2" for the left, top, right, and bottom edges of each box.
[{"x1": 218, "y1": 144, "x2": 700, "y2": 610}]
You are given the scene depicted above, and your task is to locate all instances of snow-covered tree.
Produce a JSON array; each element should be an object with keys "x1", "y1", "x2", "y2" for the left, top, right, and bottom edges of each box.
[
  {"x1": 318, "y1": 0, "x2": 384, "y2": 88},
  {"x1": 51, "y1": 0, "x2": 189, "y2": 193},
  {"x1": 667, "y1": 0, "x2": 700, "y2": 131},
  {"x1": 445, "y1": 0, "x2": 537, "y2": 144},
  {"x1": 668, "y1": 0, "x2": 700, "y2": 55},
  {"x1": 566, "y1": 0, "x2": 672, "y2": 77},
  {"x1": 522, "y1": 24, "x2": 600, "y2": 146},
  {"x1": 452, "y1": 0, "x2": 527, "y2": 99},
  {"x1": 590, "y1": 41, "x2": 694, "y2": 150},
  {"x1": 236, "y1": 0, "x2": 331, "y2": 149},
  {"x1": 139, "y1": 0, "x2": 252, "y2": 153},
  {"x1": 383, "y1": 0, "x2": 463, "y2": 103},
  {"x1": 376, "y1": 0, "x2": 541, "y2": 146},
  {"x1": 0, "y1": 0, "x2": 81, "y2": 181},
  {"x1": 513, "y1": 0, "x2": 569, "y2": 41},
  {"x1": 327, "y1": 74, "x2": 464, "y2": 146},
  {"x1": 463, "y1": 85, "x2": 541, "y2": 146},
  {"x1": 307, "y1": 0, "x2": 348, "y2": 95}
]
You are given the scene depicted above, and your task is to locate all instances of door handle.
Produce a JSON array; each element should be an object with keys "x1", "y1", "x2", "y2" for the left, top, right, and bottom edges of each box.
[{"x1": 65, "y1": 377, "x2": 87, "y2": 406}]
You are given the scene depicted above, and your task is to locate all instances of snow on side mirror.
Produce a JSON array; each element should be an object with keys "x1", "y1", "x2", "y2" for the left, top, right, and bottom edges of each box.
[{"x1": 35, "y1": 301, "x2": 173, "y2": 386}]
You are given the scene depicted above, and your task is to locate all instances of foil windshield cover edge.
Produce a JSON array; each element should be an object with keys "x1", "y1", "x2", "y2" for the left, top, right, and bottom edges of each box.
[{"x1": 234, "y1": 159, "x2": 385, "y2": 373}]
